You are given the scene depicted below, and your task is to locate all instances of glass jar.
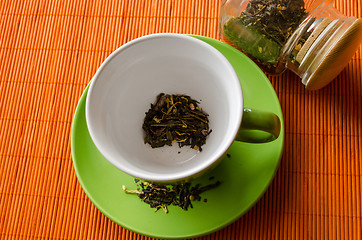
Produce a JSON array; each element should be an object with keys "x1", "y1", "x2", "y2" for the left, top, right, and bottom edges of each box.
[{"x1": 219, "y1": 0, "x2": 362, "y2": 90}]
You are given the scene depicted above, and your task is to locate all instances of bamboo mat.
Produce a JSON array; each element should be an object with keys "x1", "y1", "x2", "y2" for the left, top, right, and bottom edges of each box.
[{"x1": 1, "y1": 0, "x2": 361, "y2": 239}]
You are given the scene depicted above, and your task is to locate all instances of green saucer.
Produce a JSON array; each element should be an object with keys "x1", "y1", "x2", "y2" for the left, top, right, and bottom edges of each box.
[{"x1": 71, "y1": 35, "x2": 284, "y2": 239}]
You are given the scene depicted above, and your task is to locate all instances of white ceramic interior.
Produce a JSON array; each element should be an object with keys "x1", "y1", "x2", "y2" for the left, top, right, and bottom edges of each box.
[{"x1": 86, "y1": 33, "x2": 243, "y2": 182}]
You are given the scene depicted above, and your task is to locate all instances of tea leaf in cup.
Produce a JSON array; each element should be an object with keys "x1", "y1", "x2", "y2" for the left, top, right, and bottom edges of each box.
[{"x1": 143, "y1": 93, "x2": 211, "y2": 151}]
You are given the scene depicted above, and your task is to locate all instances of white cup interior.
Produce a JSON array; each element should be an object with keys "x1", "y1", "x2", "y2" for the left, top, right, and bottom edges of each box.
[{"x1": 86, "y1": 34, "x2": 243, "y2": 182}]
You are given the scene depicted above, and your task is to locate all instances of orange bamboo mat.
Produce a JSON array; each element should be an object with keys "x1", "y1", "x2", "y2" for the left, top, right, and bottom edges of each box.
[{"x1": 1, "y1": 0, "x2": 361, "y2": 239}]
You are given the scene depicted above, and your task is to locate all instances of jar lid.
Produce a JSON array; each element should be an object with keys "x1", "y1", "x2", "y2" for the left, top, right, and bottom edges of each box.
[{"x1": 304, "y1": 18, "x2": 362, "y2": 90}]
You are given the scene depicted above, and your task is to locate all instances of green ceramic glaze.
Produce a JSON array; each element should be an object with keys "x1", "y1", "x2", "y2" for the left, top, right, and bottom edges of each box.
[
  {"x1": 71, "y1": 35, "x2": 284, "y2": 239},
  {"x1": 237, "y1": 108, "x2": 281, "y2": 143}
]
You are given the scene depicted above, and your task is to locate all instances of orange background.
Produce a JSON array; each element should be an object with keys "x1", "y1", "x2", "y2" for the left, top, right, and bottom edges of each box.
[{"x1": 1, "y1": 0, "x2": 361, "y2": 239}]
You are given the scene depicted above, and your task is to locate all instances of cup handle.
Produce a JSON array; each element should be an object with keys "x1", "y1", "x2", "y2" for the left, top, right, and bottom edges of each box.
[{"x1": 235, "y1": 108, "x2": 281, "y2": 143}]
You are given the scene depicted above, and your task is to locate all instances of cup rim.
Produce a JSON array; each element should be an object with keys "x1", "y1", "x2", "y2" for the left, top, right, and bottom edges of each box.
[{"x1": 85, "y1": 33, "x2": 243, "y2": 182}]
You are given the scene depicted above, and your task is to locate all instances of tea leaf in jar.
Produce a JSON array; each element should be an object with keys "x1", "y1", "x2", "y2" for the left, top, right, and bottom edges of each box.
[
  {"x1": 245, "y1": 0, "x2": 307, "y2": 44},
  {"x1": 222, "y1": 0, "x2": 308, "y2": 73},
  {"x1": 223, "y1": 14, "x2": 282, "y2": 65}
]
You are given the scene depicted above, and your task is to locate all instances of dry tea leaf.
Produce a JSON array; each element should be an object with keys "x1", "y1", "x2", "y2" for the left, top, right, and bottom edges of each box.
[{"x1": 143, "y1": 93, "x2": 211, "y2": 151}]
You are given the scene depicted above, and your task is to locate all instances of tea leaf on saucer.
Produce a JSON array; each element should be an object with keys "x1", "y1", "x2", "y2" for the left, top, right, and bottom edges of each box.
[{"x1": 123, "y1": 179, "x2": 221, "y2": 213}]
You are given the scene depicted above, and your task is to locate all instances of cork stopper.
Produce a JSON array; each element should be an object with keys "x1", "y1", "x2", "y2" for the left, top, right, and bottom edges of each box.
[{"x1": 304, "y1": 18, "x2": 362, "y2": 90}]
